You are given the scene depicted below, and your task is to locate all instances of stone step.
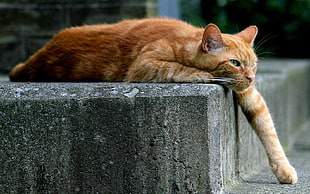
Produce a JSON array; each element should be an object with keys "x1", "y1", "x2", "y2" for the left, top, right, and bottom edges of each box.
[{"x1": 224, "y1": 121, "x2": 310, "y2": 193}]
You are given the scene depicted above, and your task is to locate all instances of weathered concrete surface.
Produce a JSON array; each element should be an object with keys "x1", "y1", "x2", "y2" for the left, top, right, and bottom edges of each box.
[
  {"x1": 0, "y1": 82, "x2": 231, "y2": 193},
  {"x1": 0, "y1": 59, "x2": 310, "y2": 193},
  {"x1": 225, "y1": 152, "x2": 310, "y2": 194},
  {"x1": 224, "y1": 121, "x2": 310, "y2": 194},
  {"x1": 258, "y1": 59, "x2": 310, "y2": 147}
]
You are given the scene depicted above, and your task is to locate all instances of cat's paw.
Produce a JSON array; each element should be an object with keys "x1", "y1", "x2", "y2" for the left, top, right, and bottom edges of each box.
[
  {"x1": 191, "y1": 72, "x2": 214, "y2": 83},
  {"x1": 272, "y1": 163, "x2": 298, "y2": 184}
]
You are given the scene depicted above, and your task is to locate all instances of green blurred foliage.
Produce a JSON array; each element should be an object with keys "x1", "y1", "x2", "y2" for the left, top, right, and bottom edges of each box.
[{"x1": 181, "y1": 0, "x2": 310, "y2": 58}]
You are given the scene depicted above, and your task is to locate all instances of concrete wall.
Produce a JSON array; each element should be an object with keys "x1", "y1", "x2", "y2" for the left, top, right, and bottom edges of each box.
[
  {"x1": 0, "y1": 59, "x2": 309, "y2": 193},
  {"x1": 0, "y1": 83, "x2": 227, "y2": 193}
]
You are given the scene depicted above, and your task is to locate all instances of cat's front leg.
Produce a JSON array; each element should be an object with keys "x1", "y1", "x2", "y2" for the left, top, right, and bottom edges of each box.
[
  {"x1": 126, "y1": 58, "x2": 215, "y2": 83},
  {"x1": 236, "y1": 86, "x2": 297, "y2": 184},
  {"x1": 166, "y1": 63, "x2": 215, "y2": 83}
]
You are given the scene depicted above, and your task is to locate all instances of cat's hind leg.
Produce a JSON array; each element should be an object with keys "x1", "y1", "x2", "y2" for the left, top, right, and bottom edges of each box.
[{"x1": 9, "y1": 63, "x2": 28, "y2": 82}]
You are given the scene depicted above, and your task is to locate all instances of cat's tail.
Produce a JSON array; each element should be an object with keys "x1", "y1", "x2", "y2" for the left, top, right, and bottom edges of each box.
[{"x1": 9, "y1": 63, "x2": 29, "y2": 82}]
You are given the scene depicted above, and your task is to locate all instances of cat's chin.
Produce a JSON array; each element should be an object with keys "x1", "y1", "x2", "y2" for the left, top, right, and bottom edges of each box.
[
  {"x1": 226, "y1": 84, "x2": 252, "y2": 93},
  {"x1": 234, "y1": 87, "x2": 250, "y2": 93},
  {"x1": 234, "y1": 81, "x2": 257, "y2": 93}
]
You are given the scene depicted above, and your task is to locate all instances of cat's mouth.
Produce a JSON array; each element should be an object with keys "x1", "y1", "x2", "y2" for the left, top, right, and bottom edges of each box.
[
  {"x1": 227, "y1": 81, "x2": 254, "y2": 92},
  {"x1": 213, "y1": 77, "x2": 253, "y2": 92}
]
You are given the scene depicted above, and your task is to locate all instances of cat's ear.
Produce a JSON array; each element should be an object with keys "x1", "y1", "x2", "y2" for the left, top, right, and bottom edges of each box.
[
  {"x1": 202, "y1": 24, "x2": 226, "y2": 53},
  {"x1": 236, "y1": 26, "x2": 258, "y2": 46}
]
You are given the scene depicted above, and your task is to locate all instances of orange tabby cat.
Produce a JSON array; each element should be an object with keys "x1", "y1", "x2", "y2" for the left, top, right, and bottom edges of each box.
[{"x1": 9, "y1": 18, "x2": 297, "y2": 184}]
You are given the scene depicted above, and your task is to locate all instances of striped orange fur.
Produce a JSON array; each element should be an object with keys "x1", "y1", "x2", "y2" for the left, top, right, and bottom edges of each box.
[{"x1": 9, "y1": 18, "x2": 297, "y2": 183}]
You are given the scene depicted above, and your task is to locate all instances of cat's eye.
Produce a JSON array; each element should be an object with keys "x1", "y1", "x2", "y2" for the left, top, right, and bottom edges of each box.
[{"x1": 229, "y1": 59, "x2": 241, "y2": 67}]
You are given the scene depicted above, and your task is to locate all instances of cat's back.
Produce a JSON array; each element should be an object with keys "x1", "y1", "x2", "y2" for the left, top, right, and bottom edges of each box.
[
  {"x1": 42, "y1": 18, "x2": 201, "y2": 60},
  {"x1": 52, "y1": 18, "x2": 202, "y2": 65},
  {"x1": 119, "y1": 18, "x2": 202, "y2": 41},
  {"x1": 57, "y1": 18, "x2": 200, "y2": 40}
]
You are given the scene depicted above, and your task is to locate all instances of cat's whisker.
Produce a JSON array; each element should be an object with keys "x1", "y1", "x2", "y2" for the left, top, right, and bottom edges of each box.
[
  {"x1": 258, "y1": 56, "x2": 265, "y2": 61},
  {"x1": 254, "y1": 34, "x2": 275, "y2": 52},
  {"x1": 257, "y1": 51, "x2": 275, "y2": 57},
  {"x1": 212, "y1": 79, "x2": 232, "y2": 82},
  {"x1": 211, "y1": 77, "x2": 234, "y2": 83},
  {"x1": 254, "y1": 34, "x2": 276, "y2": 58}
]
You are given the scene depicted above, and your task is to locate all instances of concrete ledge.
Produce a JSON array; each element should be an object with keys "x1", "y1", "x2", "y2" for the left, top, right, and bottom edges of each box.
[
  {"x1": 0, "y1": 59, "x2": 309, "y2": 193},
  {"x1": 0, "y1": 82, "x2": 231, "y2": 193}
]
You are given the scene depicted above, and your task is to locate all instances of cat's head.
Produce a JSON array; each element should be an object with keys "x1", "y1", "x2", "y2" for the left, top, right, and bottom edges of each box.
[{"x1": 197, "y1": 24, "x2": 258, "y2": 92}]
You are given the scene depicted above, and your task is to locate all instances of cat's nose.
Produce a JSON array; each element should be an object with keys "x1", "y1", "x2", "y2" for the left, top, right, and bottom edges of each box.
[{"x1": 246, "y1": 75, "x2": 255, "y2": 82}]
